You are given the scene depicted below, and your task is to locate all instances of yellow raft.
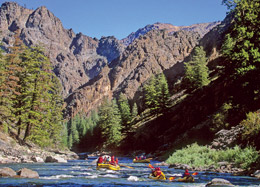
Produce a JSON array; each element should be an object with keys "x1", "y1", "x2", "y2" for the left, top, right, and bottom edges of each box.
[
  {"x1": 176, "y1": 176, "x2": 195, "y2": 182},
  {"x1": 133, "y1": 158, "x2": 151, "y2": 163},
  {"x1": 148, "y1": 172, "x2": 166, "y2": 180},
  {"x1": 96, "y1": 163, "x2": 120, "y2": 171}
]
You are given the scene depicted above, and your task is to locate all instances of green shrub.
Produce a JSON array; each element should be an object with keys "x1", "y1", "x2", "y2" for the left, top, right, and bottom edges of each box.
[
  {"x1": 211, "y1": 103, "x2": 232, "y2": 132},
  {"x1": 240, "y1": 111, "x2": 260, "y2": 146},
  {"x1": 166, "y1": 143, "x2": 258, "y2": 169}
]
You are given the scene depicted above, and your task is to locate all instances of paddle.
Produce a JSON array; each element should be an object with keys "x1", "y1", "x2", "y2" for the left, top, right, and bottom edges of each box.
[
  {"x1": 119, "y1": 164, "x2": 134, "y2": 169},
  {"x1": 148, "y1": 163, "x2": 154, "y2": 169}
]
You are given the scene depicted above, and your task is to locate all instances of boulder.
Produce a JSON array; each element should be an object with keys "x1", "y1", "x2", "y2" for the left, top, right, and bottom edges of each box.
[
  {"x1": 206, "y1": 178, "x2": 234, "y2": 187},
  {"x1": 0, "y1": 167, "x2": 16, "y2": 177},
  {"x1": 17, "y1": 168, "x2": 39, "y2": 178},
  {"x1": 45, "y1": 155, "x2": 67, "y2": 163},
  {"x1": 31, "y1": 156, "x2": 44, "y2": 163},
  {"x1": 253, "y1": 170, "x2": 260, "y2": 179},
  {"x1": 21, "y1": 155, "x2": 34, "y2": 163}
]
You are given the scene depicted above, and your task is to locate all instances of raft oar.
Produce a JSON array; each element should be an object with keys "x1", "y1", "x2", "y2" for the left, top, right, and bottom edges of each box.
[
  {"x1": 148, "y1": 163, "x2": 154, "y2": 169},
  {"x1": 119, "y1": 164, "x2": 134, "y2": 169}
]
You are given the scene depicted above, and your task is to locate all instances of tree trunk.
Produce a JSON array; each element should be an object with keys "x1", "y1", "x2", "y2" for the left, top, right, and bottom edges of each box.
[{"x1": 23, "y1": 123, "x2": 31, "y2": 141}]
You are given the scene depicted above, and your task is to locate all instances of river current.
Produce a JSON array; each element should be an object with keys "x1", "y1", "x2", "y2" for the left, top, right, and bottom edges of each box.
[{"x1": 0, "y1": 157, "x2": 260, "y2": 187}]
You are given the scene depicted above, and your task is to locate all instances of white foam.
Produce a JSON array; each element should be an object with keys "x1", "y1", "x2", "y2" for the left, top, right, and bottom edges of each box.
[
  {"x1": 167, "y1": 173, "x2": 182, "y2": 177},
  {"x1": 40, "y1": 175, "x2": 74, "y2": 180},
  {"x1": 85, "y1": 175, "x2": 98, "y2": 179},
  {"x1": 105, "y1": 170, "x2": 118, "y2": 174},
  {"x1": 127, "y1": 176, "x2": 139, "y2": 181},
  {"x1": 102, "y1": 174, "x2": 119, "y2": 178}
]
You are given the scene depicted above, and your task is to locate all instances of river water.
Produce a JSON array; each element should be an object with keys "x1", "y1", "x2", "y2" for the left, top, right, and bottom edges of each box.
[{"x1": 0, "y1": 157, "x2": 260, "y2": 187}]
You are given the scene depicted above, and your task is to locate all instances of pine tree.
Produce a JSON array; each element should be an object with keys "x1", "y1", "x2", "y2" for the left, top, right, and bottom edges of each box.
[
  {"x1": 97, "y1": 98, "x2": 122, "y2": 149},
  {"x1": 107, "y1": 99, "x2": 122, "y2": 148},
  {"x1": 61, "y1": 122, "x2": 68, "y2": 147},
  {"x1": 222, "y1": 0, "x2": 260, "y2": 76},
  {"x1": 70, "y1": 119, "x2": 79, "y2": 144},
  {"x1": 68, "y1": 133, "x2": 73, "y2": 149},
  {"x1": 144, "y1": 73, "x2": 170, "y2": 114},
  {"x1": 221, "y1": 0, "x2": 260, "y2": 109},
  {"x1": 18, "y1": 46, "x2": 63, "y2": 147},
  {"x1": 131, "y1": 102, "x2": 138, "y2": 119},
  {"x1": 0, "y1": 32, "x2": 23, "y2": 129},
  {"x1": 156, "y1": 73, "x2": 170, "y2": 113},
  {"x1": 144, "y1": 75, "x2": 159, "y2": 113},
  {"x1": 118, "y1": 93, "x2": 131, "y2": 130},
  {"x1": 184, "y1": 46, "x2": 210, "y2": 90}
]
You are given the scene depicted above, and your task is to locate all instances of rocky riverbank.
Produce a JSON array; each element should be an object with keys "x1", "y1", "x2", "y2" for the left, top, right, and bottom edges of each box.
[{"x1": 0, "y1": 131, "x2": 78, "y2": 164}]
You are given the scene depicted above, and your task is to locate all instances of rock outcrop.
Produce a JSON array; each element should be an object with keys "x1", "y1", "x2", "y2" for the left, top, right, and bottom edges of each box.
[
  {"x1": 45, "y1": 155, "x2": 67, "y2": 163},
  {"x1": 97, "y1": 36, "x2": 125, "y2": 63},
  {"x1": 252, "y1": 170, "x2": 260, "y2": 179},
  {"x1": 0, "y1": 130, "x2": 77, "y2": 164},
  {"x1": 206, "y1": 178, "x2": 234, "y2": 187},
  {"x1": 0, "y1": 167, "x2": 39, "y2": 178},
  {"x1": 0, "y1": 167, "x2": 16, "y2": 177},
  {"x1": 110, "y1": 29, "x2": 200, "y2": 100},
  {"x1": 17, "y1": 168, "x2": 39, "y2": 178},
  {"x1": 211, "y1": 125, "x2": 244, "y2": 149},
  {"x1": 121, "y1": 22, "x2": 220, "y2": 46},
  {"x1": 64, "y1": 29, "x2": 201, "y2": 117}
]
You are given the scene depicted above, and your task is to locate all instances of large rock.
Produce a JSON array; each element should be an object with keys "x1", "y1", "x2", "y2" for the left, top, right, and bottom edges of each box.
[
  {"x1": 45, "y1": 155, "x2": 67, "y2": 163},
  {"x1": 17, "y1": 168, "x2": 39, "y2": 178},
  {"x1": 206, "y1": 178, "x2": 234, "y2": 187},
  {"x1": 211, "y1": 125, "x2": 244, "y2": 149},
  {"x1": 31, "y1": 156, "x2": 44, "y2": 163},
  {"x1": 252, "y1": 170, "x2": 260, "y2": 179},
  {"x1": 0, "y1": 167, "x2": 16, "y2": 177}
]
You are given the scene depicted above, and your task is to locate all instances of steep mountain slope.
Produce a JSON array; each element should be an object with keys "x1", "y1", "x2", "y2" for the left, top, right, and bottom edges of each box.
[
  {"x1": 0, "y1": 2, "x2": 220, "y2": 119},
  {"x1": 110, "y1": 30, "x2": 200, "y2": 99},
  {"x1": 121, "y1": 22, "x2": 221, "y2": 46},
  {"x1": 0, "y1": 2, "x2": 124, "y2": 97},
  {"x1": 65, "y1": 30, "x2": 201, "y2": 117},
  {"x1": 120, "y1": 16, "x2": 235, "y2": 153}
]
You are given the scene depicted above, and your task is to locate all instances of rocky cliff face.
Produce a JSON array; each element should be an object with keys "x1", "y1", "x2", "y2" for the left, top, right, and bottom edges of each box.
[
  {"x1": 0, "y1": 2, "x2": 220, "y2": 118},
  {"x1": 0, "y1": 2, "x2": 118, "y2": 97},
  {"x1": 97, "y1": 36, "x2": 125, "y2": 63},
  {"x1": 121, "y1": 22, "x2": 221, "y2": 46},
  {"x1": 110, "y1": 30, "x2": 200, "y2": 100}
]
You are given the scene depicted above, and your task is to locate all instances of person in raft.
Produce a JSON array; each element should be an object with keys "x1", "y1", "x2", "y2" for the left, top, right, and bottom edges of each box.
[
  {"x1": 182, "y1": 169, "x2": 190, "y2": 178},
  {"x1": 97, "y1": 155, "x2": 103, "y2": 166},
  {"x1": 152, "y1": 167, "x2": 162, "y2": 178},
  {"x1": 110, "y1": 155, "x2": 115, "y2": 165}
]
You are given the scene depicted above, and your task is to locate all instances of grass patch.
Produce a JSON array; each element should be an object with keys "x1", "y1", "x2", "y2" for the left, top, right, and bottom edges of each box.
[{"x1": 166, "y1": 143, "x2": 259, "y2": 169}]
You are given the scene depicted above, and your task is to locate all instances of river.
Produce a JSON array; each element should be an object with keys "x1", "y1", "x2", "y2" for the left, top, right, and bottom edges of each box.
[{"x1": 0, "y1": 157, "x2": 260, "y2": 186}]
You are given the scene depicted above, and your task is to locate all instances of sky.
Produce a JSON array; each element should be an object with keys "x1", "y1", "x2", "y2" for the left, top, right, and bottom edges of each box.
[{"x1": 1, "y1": 0, "x2": 228, "y2": 40}]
